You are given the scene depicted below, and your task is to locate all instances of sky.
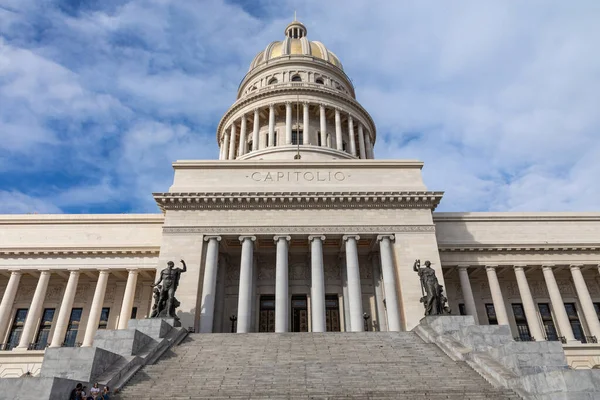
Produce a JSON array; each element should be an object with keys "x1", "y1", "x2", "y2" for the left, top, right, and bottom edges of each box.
[{"x1": 0, "y1": 0, "x2": 599, "y2": 214}]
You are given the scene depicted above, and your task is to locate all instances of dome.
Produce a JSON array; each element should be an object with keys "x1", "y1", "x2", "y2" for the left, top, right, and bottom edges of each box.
[{"x1": 248, "y1": 20, "x2": 343, "y2": 72}]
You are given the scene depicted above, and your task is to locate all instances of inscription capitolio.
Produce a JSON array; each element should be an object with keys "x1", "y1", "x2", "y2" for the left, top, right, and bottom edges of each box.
[{"x1": 247, "y1": 171, "x2": 349, "y2": 182}]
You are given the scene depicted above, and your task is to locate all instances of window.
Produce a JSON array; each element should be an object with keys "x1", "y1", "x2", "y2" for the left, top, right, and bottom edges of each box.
[
  {"x1": 273, "y1": 132, "x2": 278, "y2": 147},
  {"x1": 315, "y1": 78, "x2": 324, "y2": 84},
  {"x1": 512, "y1": 303, "x2": 532, "y2": 341},
  {"x1": 34, "y1": 308, "x2": 55, "y2": 349},
  {"x1": 291, "y1": 74, "x2": 302, "y2": 82},
  {"x1": 292, "y1": 130, "x2": 303, "y2": 145},
  {"x1": 594, "y1": 302, "x2": 600, "y2": 320},
  {"x1": 564, "y1": 303, "x2": 585, "y2": 342},
  {"x1": 6, "y1": 309, "x2": 28, "y2": 350},
  {"x1": 317, "y1": 132, "x2": 322, "y2": 147},
  {"x1": 248, "y1": 140, "x2": 253, "y2": 151},
  {"x1": 131, "y1": 307, "x2": 138, "y2": 319},
  {"x1": 485, "y1": 303, "x2": 497, "y2": 325},
  {"x1": 342, "y1": 142, "x2": 347, "y2": 151},
  {"x1": 268, "y1": 77, "x2": 278, "y2": 85},
  {"x1": 63, "y1": 308, "x2": 83, "y2": 347},
  {"x1": 458, "y1": 303, "x2": 467, "y2": 316},
  {"x1": 98, "y1": 308, "x2": 110, "y2": 329},
  {"x1": 538, "y1": 303, "x2": 559, "y2": 341}
]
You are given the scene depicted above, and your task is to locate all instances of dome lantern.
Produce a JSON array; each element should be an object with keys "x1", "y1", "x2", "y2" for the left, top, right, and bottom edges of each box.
[{"x1": 285, "y1": 20, "x2": 307, "y2": 39}]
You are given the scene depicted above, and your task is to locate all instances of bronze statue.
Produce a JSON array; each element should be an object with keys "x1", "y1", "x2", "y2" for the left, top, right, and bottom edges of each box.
[
  {"x1": 413, "y1": 259, "x2": 450, "y2": 316},
  {"x1": 151, "y1": 259, "x2": 186, "y2": 319}
]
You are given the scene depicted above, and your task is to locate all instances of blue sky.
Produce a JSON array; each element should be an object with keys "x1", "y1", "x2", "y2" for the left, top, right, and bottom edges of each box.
[{"x1": 1, "y1": 0, "x2": 599, "y2": 214}]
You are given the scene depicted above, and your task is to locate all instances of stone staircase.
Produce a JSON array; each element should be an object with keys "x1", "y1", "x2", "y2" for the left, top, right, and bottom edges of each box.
[{"x1": 115, "y1": 332, "x2": 521, "y2": 400}]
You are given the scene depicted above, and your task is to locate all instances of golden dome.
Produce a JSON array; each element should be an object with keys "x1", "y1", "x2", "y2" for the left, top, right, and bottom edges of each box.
[{"x1": 249, "y1": 20, "x2": 343, "y2": 71}]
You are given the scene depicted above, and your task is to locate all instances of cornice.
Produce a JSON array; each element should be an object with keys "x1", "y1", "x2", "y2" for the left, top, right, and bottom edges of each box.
[
  {"x1": 171, "y1": 159, "x2": 425, "y2": 169},
  {"x1": 216, "y1": 84, "x2": 376, "y2": 142},
  {"x1": 163, "y1": 225, "x2": 435, "y2": 235},
  {"x1": 438, "y1": 244, "x2": 600, "y2": 253},
  {"x1": 0, "y1": 214, "x2": 164, "y2": 225},
  {"x1": 153, "y1": 191, "x2": 444, "y2": 212},
  {"x1": 0, "y1": 246, "x2": 160, "y2": 257},
  {"x1": 433, "y1": 212, "x2": 600, "y2": 222}
]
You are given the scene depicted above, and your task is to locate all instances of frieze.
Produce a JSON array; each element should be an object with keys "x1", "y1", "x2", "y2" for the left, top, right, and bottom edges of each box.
[
  {"x1": 104, "y1": 286, "x2": 116, "y2": 302},
  {"x1": 45, "y1": 285, "x2": 64, "y2": 302},
  {"x1": 163, "y1": 225, "x2": 435, "y2": 235},
  {"x1": 17, "y1": 285, "x2": 35, "y2": 302},
  {"x1": 557, "y1": 280, "x2": 574, "y2": 295},
  {"x1": 248, "y1": 171, "x2": 348, "y2": 183}
]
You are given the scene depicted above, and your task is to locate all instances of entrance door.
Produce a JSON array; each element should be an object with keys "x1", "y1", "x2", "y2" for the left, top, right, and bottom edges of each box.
[
  {"x1": 259, "y1": 295, "x2": 275, "y2": 332},
  {"x1": 291, "y1": 295, "x2": 308, "y2": 332},
  {"x1": 325, "y1": 295, "x2": 341, "y2": 332}
]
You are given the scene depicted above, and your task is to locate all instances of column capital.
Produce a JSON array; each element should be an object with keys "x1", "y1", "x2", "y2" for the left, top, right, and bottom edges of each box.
[
  {"x1": 542, "y1": 264, "x2": 556, "y2": 271},
  {"x1": 39, "y1": 270, "x2": 52, "y2": 276},
  {"x1": 485, "y1": 265, "x2": 498, "y2": 271},
  {"x1": 204, "y1": 235, "x2": 222, "y2": 242},
  {"x1": 67, "y1": 268, "x2": 81, "y2": 274},
  {"x1": 308, "y1": 235, "x2": 325, "y2": 242},
  {"x1": 126, "y1": 268, "x2": 139, "y2": 274},
  {"x1": 253, "y1": 108, "x2": 260, "y2": 113},
  {"x1": 269, "y1": 103, "x2": 275, "y2": 109},
  {"x1": 457, "y1": 265, "x2": 470, "y2": 271},
  {"x1": 569, "y1": 264, "x2": 584, "y2": 271},
  {"x1": 240, "y1": 112, "x2": 246, "y2": 118},
  {"x1": 342, "y1": 235, "x2": 360, "y2": 242},
  {"x1": 97, "y1": 269, "x2": 111, "y2": 276},
  {"x1": 285, "y1": 101, "x2": 292, "y2": 106},
  {"x1": 239, "y1": 235, "x2": 257, "y2": 243},
  {"x1": 274, "y1": 235, "x2": 291, "y2": 243},
  {"x1": 513, "y1": 265, "x2": 527, "y2": 272},
  {"x1": 376, "y1": 234, "x2": 395, "y2": 243},
  {"x1": 302, "y1": 100, "x2": 309, "y2": 106},
  {"x1": 8, "y1": 269, "x2": 22, "y2": 275},
  {"x1": 319, "y1": 103, "x2": 326, "y2": 108}
]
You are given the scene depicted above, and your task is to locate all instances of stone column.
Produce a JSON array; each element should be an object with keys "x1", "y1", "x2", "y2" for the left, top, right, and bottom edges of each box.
[
  {"x1": 199, "y1": 236, "x2": 222, "y2": 333},
  {"x1": 237, "y1": 236, "x2": 256, "y2": 333},
  {"x1": 268, "y1": 104, "x2": 275, "y2": 147},
  {"x1": 348, "y1": 115, "x2": 356, "y2": 156},
  {"x1": 81, "y1": 270, "x2": 110, "y2": 347},
  {"x1": 0, "y1": 271, "x2": 22, "y2": 343},
  {"x1": 341, "y1": 259, "x2": 351, "y2": 331},
  {"x1": 457, "y1": 266, "x2": 479, "y2": 324},
  {"x1": 335, "y1": 108, "x2": 343, "y2": 151},
  {"x1": 118, "y1": 269, "x2": 138, "y2": 329},
  {"x1": 50, "y1": 270, "x2": 80, "y2": 347},
  {"x1": 222, "y1": 131, "x2": 230, "y2": 160},
  {"x1": 252, "y1": 109, "x2": 259, "y2": 151},
  {"x1": 228, "y1": 123, "x2": 237, "y2": 160},
  {"x1": 513, "y1": 266, "x2": 545, "y2": 341},
  {"x1": 485, "y1": 266, "x2": 509, "y2": 325},
  {"x1": 16, "y1": 270, "x2": 51, "y2": 349},
  {"x1": 302, "y1": 102, "x2": 310, "y2": 145},
  {"x1": 570, "y1": 265, "x2": 600, "y2": 340},
  {"x1": 274, "y1": 235, "x2": 290, "y2": 333},
  {"x1": 542, "y1": 265, "x2": 576, "y2": 342},
  {"x1": 357, "y1": 123, "x2": 367, "y2": 159},
  {"x1": 371, "y1": 255, "x2": 387, "y2": 331},
  {"x1": 365, "y1": 132, "x2": 374, "y2": 159},
  {"x1": 344, "y1": 235, "x2": 363, "y2": 331},
  {"x1": 319, "y1": 104, "x2": 327, "y2": 147},
  {"x1": 377, "y1": 235, "x2": 401, "y2": 331},
  {"x1": 285, "y1": 102, "x2": 292, "y2": 145},
  {"x1": 238, "y1": 115, "x2": 247, "y2": 156},
  {"x1": 309, "y1": 235, "x2": 326, "y2": 332}
]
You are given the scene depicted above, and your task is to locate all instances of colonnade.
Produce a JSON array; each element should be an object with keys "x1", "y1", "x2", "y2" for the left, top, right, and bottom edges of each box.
[
  {"x1": 0, "y1": 268, "x2": 143, "y2": 350},
  {"x1": 199, "y1": 234, "x2": 401, "y2": 333},
  {"x1": 219, "y1": 103, "x2": 374, "y2": 160},
  {"x1": 457, "y1": 264, "x2": 600, "y2": 343}
]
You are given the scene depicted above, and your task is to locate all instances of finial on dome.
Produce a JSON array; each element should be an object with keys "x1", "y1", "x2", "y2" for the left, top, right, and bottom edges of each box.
[{"x1": 285, "y1": 16, "x2": 307, "y2": 39}]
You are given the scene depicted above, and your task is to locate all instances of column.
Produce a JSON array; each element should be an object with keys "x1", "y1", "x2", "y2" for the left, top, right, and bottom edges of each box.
[
  {"x1": 285, "y1": 102, "x2": 292, "y2": 145},
  {"x1": 252, "y1": 109, "x2": 259, "y2": 151},
  {"x1": 371, "y1": 255, "x2": 388, "y2": 331},
  {"x1": 365, "y1": 132, "x2": 374, "y2": 159},
  {"x1": 341, "y1": 259, "x2": 351, "y2": 331},
  {"x1": 222, "y1": 131, "x2": 230, "y2": 160},
  {"x1": 457, "y1": 266, "x2": 479, "y2": 324},
  {"x1": 219, "y1": 140, "x2": 224, "y2": 160},
  {"x1": 268, "y1": 104, "x2": 275, "y2": 147},
  {"x1": 542, "y1": 265, "x2": 576, "y2": 342},
  {"x1": 237, "y1": 235, "x2": 256, "y2": 333},
  {"x1": 16, "y1": 271, "x2": 51, "y2": 349},
  {"x1": 570, "y1": 265, "x2": 600, "y2": 340},
  {"x1": 302, "y1": 102, "x2": 310, "y2": 144},
  {"x1": 485, "y1": 266, "x2": 509, "y2": 325},
  {"x1": 238, "y1": 115, "x2": 247, "y2": 156},
  {"x1": 344, "y1": 235, "x2": 363, "y2": 331},
  {"x1": 199, "y1": 236, "x2": 222, "y2": 333},
  {"x1": 335, "y1": 109, "x2": 343, "y2": 151},
  {"x1": 274, "y1": 235, "x2": 290, "y2": 333},
  {"x1": 0, "y1": 271, "x2": 22, "y2": 344},
  {"x1": 81, "y1": 270, "x2": 110, "y2": 347},
  {"x1": 513, "y1": 266, "x2": 545, "y2": 341},
  {"x1": 357, "y1": 123, "x2": 366, "y2": 159},
  {"x1": 228, "y1": 123, "x2": 237, "y2": 160},
  {"x1": 348, "y1": 115, "x2": 356, "y2": 156},
  {"x1": 50, "y1": 270, "x2": 80, "y2": 347},
  {"x1": 117, "y1": 269, "x2": 138, "y2": 329},
  {"x1": 309, "y1": 235, "x2": 326, "y2": 332},
  {"x1": 377, "y1": 235, "x2": 401, "y2": 331},
  {"x1": 319, "y1": 104, "x2": 327, "y2": 147}
]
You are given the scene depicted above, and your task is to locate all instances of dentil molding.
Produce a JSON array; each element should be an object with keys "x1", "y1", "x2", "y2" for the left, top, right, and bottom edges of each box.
[{"x1": 162, "y1": 225, "x2": 435, "y2": 235}]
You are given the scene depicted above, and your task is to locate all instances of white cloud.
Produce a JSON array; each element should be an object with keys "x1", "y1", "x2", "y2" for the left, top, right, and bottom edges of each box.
[{"x1": 0, "y1": 190, "x2": 63, "y2": 214}]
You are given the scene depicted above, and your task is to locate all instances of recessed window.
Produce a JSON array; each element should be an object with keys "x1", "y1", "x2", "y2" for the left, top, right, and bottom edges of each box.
[
  {"x1": 315, "y1": 78, "x2": 324, "y2": 84},
  {"x1": 485, "y1": 303, "x2": 497, "y2": 325},
  {"x1": 291, "y1": 74, "x2": 302, "y2": 82},
  {"x1": 292, "y1": 130, "x2": 303, "y2": 145},
  {"x1": 512, "y1": 303, "x2": 532, "y2": 341},
  {"x1": 268, "y1": 77, "x2": 278, "y2": 85}
]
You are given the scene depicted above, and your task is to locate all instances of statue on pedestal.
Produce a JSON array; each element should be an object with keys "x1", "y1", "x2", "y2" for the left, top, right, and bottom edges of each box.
[
  {"x1": 151, "y1": 259, "x2": 186, "y2": 319},
  {"x1": 413, "y1": 259, "x2": 450, "y2": 316}
]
